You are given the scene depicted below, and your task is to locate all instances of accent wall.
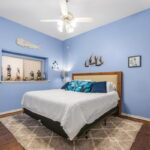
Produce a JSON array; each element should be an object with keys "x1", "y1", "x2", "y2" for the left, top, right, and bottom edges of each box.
[{"x1": 63, "y1": 9, "x2": 150, "y2": 118}]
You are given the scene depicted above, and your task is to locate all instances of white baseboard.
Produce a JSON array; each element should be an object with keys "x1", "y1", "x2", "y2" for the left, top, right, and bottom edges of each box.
[{"x1": 122, "y1": 113, "x2": 150, "y2": 121}]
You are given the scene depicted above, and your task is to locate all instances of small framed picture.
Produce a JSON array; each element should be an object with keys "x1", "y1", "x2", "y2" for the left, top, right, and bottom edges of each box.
[{"x1": 128, "y1": 56, "x2": 141, "y2": 68}]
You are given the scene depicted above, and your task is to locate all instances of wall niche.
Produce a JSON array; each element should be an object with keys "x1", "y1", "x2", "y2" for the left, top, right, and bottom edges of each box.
[{"x1": 1, "y1": 50, "x2": 48, "y2": 82}]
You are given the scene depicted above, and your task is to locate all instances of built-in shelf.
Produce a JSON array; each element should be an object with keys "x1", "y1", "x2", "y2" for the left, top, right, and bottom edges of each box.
[
  {"x1": 1, "y1": 50, "x2": 49, "y2": 82},
  {"x1": 0, "y1": 80, "x2": 50, "y2": 83}
]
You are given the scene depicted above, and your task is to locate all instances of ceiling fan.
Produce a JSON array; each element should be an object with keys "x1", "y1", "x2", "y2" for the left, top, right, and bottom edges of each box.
[{"x1": 40, "y1": 0, "x2": 93, "y2": 33}]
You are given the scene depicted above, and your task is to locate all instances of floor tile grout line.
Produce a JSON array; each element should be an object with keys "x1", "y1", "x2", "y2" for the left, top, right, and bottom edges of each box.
[
  {"x1": 115, "y1": 139, "x2": 125, "y2": 150},
  {"x1": 110, "y1": 118, "x2": 142, "y2": 140},
  {"x1": 109, "y1": 119, "x2": 134, "y2": 150},
  {"x1": 47, "y1": 131, "x2": 53, "y2": 150},
  {"x1": 73, "y1": 140, "x2": 75, "y2": 150},
  {"x1": 121, "y1": 128, "x2": 139, "y2": 140},
  {"x1": 25, "y1": 126, "x2": 39, "y2": 149},
  {"x1": 101, "y1": 122, "x2": 112, "y2": 141},
  {"x1": 101, "y1": 120, "x2": 125, "y2": 150},
  {"x1": 90, "y1": 132, "x2": 98, "y2": 150}
]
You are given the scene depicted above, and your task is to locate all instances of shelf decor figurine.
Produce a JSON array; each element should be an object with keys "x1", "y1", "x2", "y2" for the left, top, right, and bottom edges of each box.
[
  {"x1": 6, "y1": 65, "x2": 11, "y2": 80},
  {"x1": 30, "y1": 71, "x2": 34, "y2": 80},
  {"x1": 37, "y1": 70, "x2": 42, "y2": 80},
  {"x1": 16, "y1": 68, "x2": 21, "y2": 80},
  {"x1": 23, "y1": 77, "x2": 28, "y2": 81},
  {"x1": 42, "y1": 72, "x2": 46, "y2": 80}
]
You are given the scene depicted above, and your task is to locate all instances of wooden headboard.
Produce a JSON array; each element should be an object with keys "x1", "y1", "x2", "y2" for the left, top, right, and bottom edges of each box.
[{"x1": 72, "y1": 72, "x2": 122, "y2": 114}]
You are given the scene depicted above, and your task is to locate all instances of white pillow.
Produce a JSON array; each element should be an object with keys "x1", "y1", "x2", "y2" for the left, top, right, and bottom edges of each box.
[{"x1": 107, "y1": 82, "x2": 116, "y2": 92}]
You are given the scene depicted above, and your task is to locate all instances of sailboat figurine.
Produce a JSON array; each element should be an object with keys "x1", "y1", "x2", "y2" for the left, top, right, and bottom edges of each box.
[
  {"x1": 85, "y1": 59, "x2": 90, "y2": 67},
  {"x1": 89, "y1": 55, "x2": 96, "y2": 65},
  {"x1": 96, "y1": 56, "x2": 103, "y2": 66}
]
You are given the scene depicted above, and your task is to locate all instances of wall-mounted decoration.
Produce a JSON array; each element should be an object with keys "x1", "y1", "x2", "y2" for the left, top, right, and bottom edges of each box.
[
  {"x1": 96, "y1": 56, "x2": 103, "y2": 66},
  {"x1": 90, "y1": 55, "x2": 96, "y2": 65},
  {"x1": 128, "y1": 56, "x2": 141, "y2": 68},
  {"x1": 85, "y1": 55, "x2": 104, "y2": 67},
  {"x1": 16, "y1": 38, "x2": 39, "y2": 49},
  {"x1": 51, "y1": 61, "x2": 59, "y2": 71},
  {"x1": 85, "y1": 59, "x2": 90, "y2": 67}
]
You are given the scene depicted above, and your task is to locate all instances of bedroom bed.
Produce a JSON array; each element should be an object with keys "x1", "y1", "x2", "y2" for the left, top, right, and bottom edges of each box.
[{"x1": 22, "y1": 72, "x2": 122, "y2": 140}]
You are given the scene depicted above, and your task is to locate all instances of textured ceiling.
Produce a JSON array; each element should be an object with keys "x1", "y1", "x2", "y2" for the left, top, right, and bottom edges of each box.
[{"x1": 0, "y1": 0, "x2": 150, "y2": 40}]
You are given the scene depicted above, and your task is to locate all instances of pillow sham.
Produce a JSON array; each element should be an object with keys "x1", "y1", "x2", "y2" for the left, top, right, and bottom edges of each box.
[
  {"x1": 90, "y1": 81, "x2": 107, "y2": 93},
  {"x1": 61, "y1": 82, "x2": 69, "y2": 89},
  {"x1": 65, "y1": 80, "x2": 78, "y2": 91},
  {"x1": 107, "y1": 82, "x2": 116, "y2": 92},
  {"x1": 81, "y1": 82, "x2": 93, "y2": 93},
  {"x1": 65, "y1": 80, "x2": 93, "y2": 92}
]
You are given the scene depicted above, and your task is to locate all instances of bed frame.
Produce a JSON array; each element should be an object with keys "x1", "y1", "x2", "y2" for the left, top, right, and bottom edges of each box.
[{"x1": 23, "y1": 71, "x2": 122, "y2": 139}]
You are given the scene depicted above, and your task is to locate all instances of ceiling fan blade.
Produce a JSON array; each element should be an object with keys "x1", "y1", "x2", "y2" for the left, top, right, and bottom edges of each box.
[
  {"x1": 40, "y1": 19, "x2": 60, "y2": 22},
  {"x1": 73, "y1": 18, "x2": 93, "y2": 23},
  {"x1": 60, "y1": 0, "x2": 68, "y2": 16}
]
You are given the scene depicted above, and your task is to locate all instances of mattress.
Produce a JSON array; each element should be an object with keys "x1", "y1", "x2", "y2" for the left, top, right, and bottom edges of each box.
[{"x1": 21, "y1": 89, "x2": 119, "y2": 140}]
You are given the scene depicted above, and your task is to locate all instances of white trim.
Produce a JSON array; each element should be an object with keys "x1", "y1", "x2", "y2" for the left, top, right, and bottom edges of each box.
[
  {"x1": 0, "y1": 108, "x2": 22, "y2": 115},
  {"x1": 122, "y1": 113, "x2": 150, "y2": 121}
]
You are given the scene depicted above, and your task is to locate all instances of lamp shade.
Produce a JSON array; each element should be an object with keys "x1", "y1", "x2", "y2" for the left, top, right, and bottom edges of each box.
[{"x1": 61, "y1": 71, "x2": 68, "y2": 79}]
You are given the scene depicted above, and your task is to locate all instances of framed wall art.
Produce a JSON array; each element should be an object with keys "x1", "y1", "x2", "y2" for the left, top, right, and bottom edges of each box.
[{"x1": 128, "y1": 55, "x2": 141, "y2": 68}]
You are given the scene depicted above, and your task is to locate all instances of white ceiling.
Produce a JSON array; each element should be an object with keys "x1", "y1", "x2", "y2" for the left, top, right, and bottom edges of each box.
[{"x1": 0, "y1": 0, "x2": 150, "y2": 40}]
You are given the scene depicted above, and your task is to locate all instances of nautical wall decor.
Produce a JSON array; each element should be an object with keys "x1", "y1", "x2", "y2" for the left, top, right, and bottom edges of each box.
[
  {"x1": 16, "y1": 38, "x2": 39, "y2": 49},
  {"x1": 128, "y1": 55, "x2": 141, "y2": 68},
  {"x1": 51, "y1": 61, "x2": 59, "y2": 71},
  {"x1": 85, "y1": 55, "x2": 104, "y2": 67}
]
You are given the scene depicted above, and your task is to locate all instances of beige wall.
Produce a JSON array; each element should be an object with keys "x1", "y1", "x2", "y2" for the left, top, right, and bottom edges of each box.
[
  {"x1": 2, "y1": 56, "x2": 23, "y2": 80},
  {"x1": 23, "y1": 59, "x2": 42, "y2": 79}
]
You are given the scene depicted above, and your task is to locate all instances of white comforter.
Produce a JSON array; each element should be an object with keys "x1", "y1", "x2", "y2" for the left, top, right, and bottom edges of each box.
[{"x1": 21, "y1": 89, "x2": 119, "y2": 140}]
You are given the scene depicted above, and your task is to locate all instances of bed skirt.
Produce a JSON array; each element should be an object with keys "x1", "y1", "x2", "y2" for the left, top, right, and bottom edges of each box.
[{"x1": 23, "y1": 107, "x2": 118, "y2": 139}]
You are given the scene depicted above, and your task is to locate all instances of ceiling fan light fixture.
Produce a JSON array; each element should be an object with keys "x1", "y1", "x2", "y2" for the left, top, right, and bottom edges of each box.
[
  {"x1": 41, "y1": 0, "x2": 93, "y2": 33},
  {"x1": 65, "y1": 22, "x2": 74, "y2": 33},
  {"x1": 57, "y1": 26, "x2": 63, "y2": 32},
  {"x1": 57, "y1": 20, "x2": 64, "y2": 32},
  {"x1": 57, "y1": 20, "x2": 64, "y2": 26},
  {"x1": 70, "y1": 21, "x2": 76, "y2": 28},
  {"x1": 67, "y1": 27, "x2": 74, "y2": 33}
]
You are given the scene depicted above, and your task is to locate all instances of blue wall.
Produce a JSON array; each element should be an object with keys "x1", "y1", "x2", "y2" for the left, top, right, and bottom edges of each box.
[
  {"x1": 1, "y1": 9, "x2": 150, "y2": 119},
  {"x1": 0, "y1": 17, "x2": 63, "y2": 113},
  {"x1": 63, "y1": 9, "x2": 150, "y2": 118}
]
